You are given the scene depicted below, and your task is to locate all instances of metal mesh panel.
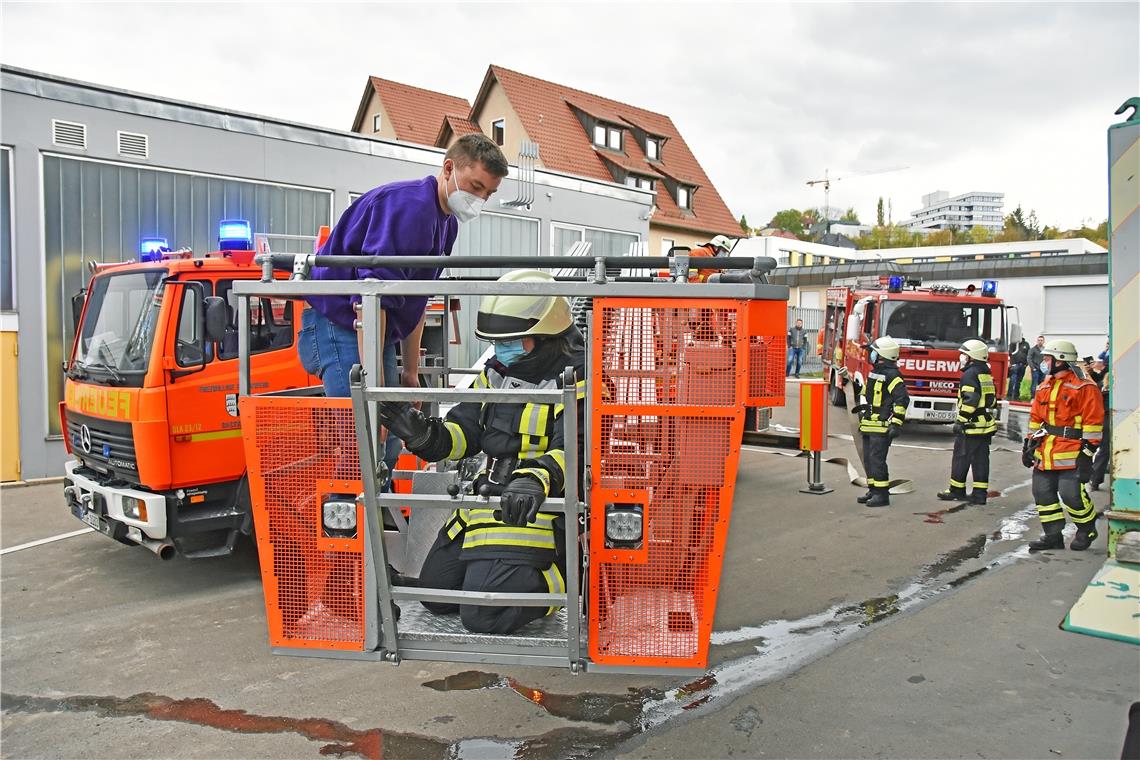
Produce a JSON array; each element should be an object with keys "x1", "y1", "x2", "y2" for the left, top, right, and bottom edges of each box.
[
  {"x1": 241, "y1": 397, "x2": 366, "y2": 651},
  {"x1": 589, "y1": 298, "x2": 745, "y2": 669},
  {"x1": 748, "y1": 335, "x2": 787, "y2": 406}
]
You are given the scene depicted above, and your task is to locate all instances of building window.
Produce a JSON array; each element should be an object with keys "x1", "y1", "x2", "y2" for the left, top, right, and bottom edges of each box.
[
  {"x1": 677, "y1": 185, "x2": 691, "y2": 209},
  {"x1": 607, "y1": 126, "x2": 622, "y2": 151},
  {"x1": 638, "y1": 178, "x2": 654, "y2": 191},
  {"x1": 594, "y1": 124, "x2": 606, "y2": 146},
  {"x1": 492, "y1": 119, "x2": 505, "y2": 146},
  {"x1": 372, "y1": 114, "x2": 381, "y2": 133},
  {"x1": 646, "y1": 137, "x2": 660, "y2": 161},
  {"x1": 660, "y1": 237, "x2": 675, "y2": 256}
]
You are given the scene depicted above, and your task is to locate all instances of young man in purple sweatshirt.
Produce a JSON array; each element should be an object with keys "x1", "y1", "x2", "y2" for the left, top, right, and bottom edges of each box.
[{"x1": 298, "y1": 133, "x2": 509, "y2": 398}]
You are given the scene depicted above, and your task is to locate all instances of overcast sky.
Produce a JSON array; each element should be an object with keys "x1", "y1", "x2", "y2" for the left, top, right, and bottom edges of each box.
[{"x1": 3, "y1": 2, "x2": 1136, "y2": 230}]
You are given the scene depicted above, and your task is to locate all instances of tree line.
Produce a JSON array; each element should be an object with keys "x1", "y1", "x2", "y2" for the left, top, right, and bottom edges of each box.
[{"x1": 739, "y1": 201, "x2": 1108, "y2": 250}]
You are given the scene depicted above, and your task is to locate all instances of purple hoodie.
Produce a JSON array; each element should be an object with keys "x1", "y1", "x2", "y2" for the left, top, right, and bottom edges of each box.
[{"x1": 307, "y1": 176, "x2": 458, "y2": 342}]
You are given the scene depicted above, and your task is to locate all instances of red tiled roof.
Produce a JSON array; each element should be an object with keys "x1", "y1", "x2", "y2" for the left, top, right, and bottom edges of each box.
[
  {"x1": 435, "y1": 113, "x2": 482, "y2": 145},
  {"x1": 478, "y1": 65, "x2": 740, "y2": 237},
  {"x1": 367, "y1": 77, "x2": 470, "y2": 145},
  {"x1": 595, "y1": 149, "x2": 665, "y2": 180}
]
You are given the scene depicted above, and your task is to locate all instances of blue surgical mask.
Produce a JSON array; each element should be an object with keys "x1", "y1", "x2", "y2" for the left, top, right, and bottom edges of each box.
[
  {"x1": 1039, "y1": 360, "x2": 1050, "y2": 374},
  {"x1": 494, "y1": 339, "x2": 527, "y2": 365},
  {"x1": 447, "y1": 166, "x2": 485, "y2": 223},
  {"x1": 870, "y1": 351, "x2": 879, "y2": 364}
]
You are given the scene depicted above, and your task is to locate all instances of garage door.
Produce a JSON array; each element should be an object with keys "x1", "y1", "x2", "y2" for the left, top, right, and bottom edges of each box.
[{"x1": 1043, "y1": 284, "x2": 1108, "y2": 335}]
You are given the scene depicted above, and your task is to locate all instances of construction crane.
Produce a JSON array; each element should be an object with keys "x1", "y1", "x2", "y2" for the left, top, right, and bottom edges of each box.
[{"x1": 805, "y1": 166, "x2": 908, "y2": 233}]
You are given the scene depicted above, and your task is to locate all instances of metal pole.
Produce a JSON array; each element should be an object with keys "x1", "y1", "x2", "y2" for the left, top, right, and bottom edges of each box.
[{"x1": 561, "y1": 368, "x2": 581, "y2": 670}]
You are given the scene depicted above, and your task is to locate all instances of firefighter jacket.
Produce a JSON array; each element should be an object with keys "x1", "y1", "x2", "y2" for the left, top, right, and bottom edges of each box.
[
  {"x1": 416, "y1": 335, "x2": 586, "y2": 566},
  {"x1": 957, "y1": 360, "x2": 998, "y2": 435},
  {"x1": 688, "y1": 244, "x2": 719, "y2": 283},
  {"x1": 1028, "y1": 367, "x2": 1103, "y2": 471},
  {"x1": 858, "y1": 360, "x2": 909, "y2": 435}
]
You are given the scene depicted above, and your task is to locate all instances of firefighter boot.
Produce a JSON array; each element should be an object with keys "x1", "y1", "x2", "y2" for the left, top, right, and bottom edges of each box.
[
  {"x1": 857, "y1": 490, "x2": 874, "y2": 504},
  {"x1": 1070, "y1": 519, "x2": 1099, "y2": 552},
  {"x1": 1028, "y1": 522, "x2": 1065, "y2": 552},
  {"x1": 937, "y1": 487, "x2": 968, "y2": 502},
  {"x1": 864, "y1": 489, "x2": 890, "y2": 508},
  {"x1": 968, "y1": 490, "x2": 988, "y2": 506}
]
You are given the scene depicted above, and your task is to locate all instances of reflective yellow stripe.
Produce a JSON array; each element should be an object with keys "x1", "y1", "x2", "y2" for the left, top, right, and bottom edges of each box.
[
  {"x1": 514, "y1": 467, "x2": 551, "y2": 495},
  {"x1": 1047, "y1": 380, "x2": 1061, "y2": 426},
  {"x1": 546, "y1": 448, "x2": 566, "y2": 477},
  {"x1": 1029, "y1": 421, "x2": 1042, "y2": 430},
  {"x1": 474, "y1": 372, "x2": 489, "y2": 389},
  {"x1": 464, "y1": 508, "x2": 556, "y2": 528},
  {"x1": 186, "y1": 429, "x2": 243, "y2": 442},
  {"x1": 462, "y1": 527, "x2": 557, "y2": 551},
  {"x1": 1052, "y1": 450, "x2": 1079, "y2": 460},
  {"x1": 541, "y1": 563, "x2": 566, "y2": 615},
  {"x1": 444, "y1": 421, "x2": 466, "y2": 460},
  {"x1": 1083, "y1": 424, "x2": 1102, "y2": 433},
  {"x1": 961, "y1": 385, "x2": 976, "y2": 393},
  {"x1": 950, "y1": 478, "x2": 966, "y2": 488},
  {"x1": 887, "y1": 376, "x2": 903, "y2": 392}
]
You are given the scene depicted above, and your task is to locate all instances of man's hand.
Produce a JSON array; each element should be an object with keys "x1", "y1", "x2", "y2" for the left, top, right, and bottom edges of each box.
[
  {"x1": 887, "y1": 425, "x2": 902, "y2": 441},
  {"x1": 376, "y1": 400, "x2": 432, "y2": 450},
  {"x1": 500, "y1": 476, "x2": 545, "y2": 526},
  {"x1": 952, "y1": 422, "x2": 965, "y2": 435}
]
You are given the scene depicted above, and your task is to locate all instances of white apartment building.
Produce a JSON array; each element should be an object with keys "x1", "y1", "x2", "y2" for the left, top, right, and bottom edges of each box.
[{"x1": 904, "y1": 190, "x2": 1005, "y2": 233}]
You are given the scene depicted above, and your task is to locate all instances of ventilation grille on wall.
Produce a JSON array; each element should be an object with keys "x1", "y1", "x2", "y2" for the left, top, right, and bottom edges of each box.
[
  {"x1": 51, "y1": 119, "x2": 87, "y2": 149},
  {"x1": 117, "y1": 131, "x2": 149, "y2": 159}
]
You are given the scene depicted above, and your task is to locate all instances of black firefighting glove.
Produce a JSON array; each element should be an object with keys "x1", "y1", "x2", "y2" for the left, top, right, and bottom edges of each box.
[
  {"x1": 1077, "y1": 443, "x2": 1097, "y2": 482},
  {"x1": 952, "y1": 422, "x2": 965, "y2": 435},
  {"x1": 851, "y1": 403, "x2": 868, "y2": 416},
  {"x1": 887, "y1": 424, "x2": 902, "y2": 441},
  {"x1": 499, "y1": 475, "x2": 546, "y2": 526},
  {"x1": 1021, "y1": 437, "x2": 1037, "y2": 468},
  {"x1": 376, "y1": 400, "x2": 433, "y2": 452}
]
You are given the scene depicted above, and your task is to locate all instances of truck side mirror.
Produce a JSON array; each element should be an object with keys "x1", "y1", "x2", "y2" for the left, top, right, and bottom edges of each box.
[
  {"x1": 204, "y1": 296, "x2": 228, "y2": 343},
  {"x1": 70, "y1": 289, "x2": 86, "y2": 334}
]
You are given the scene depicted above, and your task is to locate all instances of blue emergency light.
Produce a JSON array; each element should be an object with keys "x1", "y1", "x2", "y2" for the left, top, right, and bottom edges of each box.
[
  {"x1": 140, "y1": 237, "x2": 168, "y2": 262},
  {"x1": 887, "y1": 275, "x2": 904, "y2": 293},
  {"x1": 218, "y1": 219, "x2": 252, "y2": 251},
  {"x1": 982, "y1": 279, "x2": 997, "y2": 297}
]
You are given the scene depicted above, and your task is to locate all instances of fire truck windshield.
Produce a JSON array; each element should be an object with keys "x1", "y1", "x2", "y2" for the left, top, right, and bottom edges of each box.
[
  {"x1": 74, "y1": 270, "x2": 166, "y2": 384},
  {"x1": 879, "y1": 300, "x2": 1004, "y2": 350}
]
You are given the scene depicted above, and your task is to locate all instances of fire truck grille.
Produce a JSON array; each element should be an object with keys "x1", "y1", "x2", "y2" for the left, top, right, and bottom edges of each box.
[{"x1": 66, "y1": 411, "x2": 138, "y2": 480}]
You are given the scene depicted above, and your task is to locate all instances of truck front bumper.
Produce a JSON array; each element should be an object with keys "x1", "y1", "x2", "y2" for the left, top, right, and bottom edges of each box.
[{"x1": 63, "y1": 460, "x2": 168, "y2": 542}]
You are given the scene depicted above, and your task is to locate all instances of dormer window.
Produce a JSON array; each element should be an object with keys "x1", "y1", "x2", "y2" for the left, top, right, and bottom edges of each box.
[
  {"x1": 646, "y1": 137, "x2": 660, "y2": 161},
  {"x1": 492, "y1": 118, "x2": 505, "y2": 146},
  {"x1": 676, "y1": 185, "x2": 691, "y2": 209},
  {"x1": 593, "y1": 122, "x2": 622, "y2": 151},
  {"x1": 625, "y1": 174, "x2": 655, "y2": 191}
]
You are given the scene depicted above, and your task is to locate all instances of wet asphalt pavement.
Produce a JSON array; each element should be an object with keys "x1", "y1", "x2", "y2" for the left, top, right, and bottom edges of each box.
[{"x1": 1, "y1": 380, "x2": 1133, "y2": 759}]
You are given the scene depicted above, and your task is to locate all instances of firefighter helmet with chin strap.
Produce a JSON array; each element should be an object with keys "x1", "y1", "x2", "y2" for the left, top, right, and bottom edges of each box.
[
  {"x1": 959, "y1": 339, "x2": 989, "y2": 362},
  {"x1": 475, "y1": 269, "x2": 573, "y2": 341},
  {"x1": 1043, "y1": 339, "x2": 1079, "y2": 362},
  {"x1": 708, "y1": 235, "x2": 735, "y2": 254},
  {"x1": 868, "y1": 336, "x2": 900, "y2": 361}
]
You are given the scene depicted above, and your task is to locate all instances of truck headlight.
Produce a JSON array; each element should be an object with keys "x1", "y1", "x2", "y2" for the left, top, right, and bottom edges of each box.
[
  {"x1": 322, "y1": 495, "x2": 358, "y2": 538},
  {"x1": 605, "y1": 504, "x2": 643, "y2": 548},
  {"x1": 122, "y1": 496, "x2": 147, "y2": 521}
]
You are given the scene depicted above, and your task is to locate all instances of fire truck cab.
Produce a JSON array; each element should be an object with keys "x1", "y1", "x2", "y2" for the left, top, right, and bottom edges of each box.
[
  {"x1": 821, "y1": 275, "x2": 1017, "y2": 424},
  {"x1": 60, "y1": 222, "x2": 316, "y2": 559}
]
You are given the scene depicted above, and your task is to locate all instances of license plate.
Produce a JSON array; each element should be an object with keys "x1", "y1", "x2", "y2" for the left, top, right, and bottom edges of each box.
[
  {"x1": 927, "y1": 410, "x2": 956, "y2": 422},
  {"x1": 81, "y1": 511, "x2": 103, "y2": 531}
]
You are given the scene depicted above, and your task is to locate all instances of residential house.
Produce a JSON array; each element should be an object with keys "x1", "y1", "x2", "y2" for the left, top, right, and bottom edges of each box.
[{"x1": 351, "y1": 65, "x2": 743, "y2": 257}]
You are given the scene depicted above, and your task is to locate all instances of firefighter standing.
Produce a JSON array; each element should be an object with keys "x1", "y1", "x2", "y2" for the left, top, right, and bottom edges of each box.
[
  {"x1": 1023, "y1": 339, "x2": 1104, "y2": 551},
  {"x1": 855, "y1": 336, "x2": 910, "y2": 508},
  {"x1": 377, "y1": 270, "x2": 585, "y2": 634},
  {"x1": 937, "y1": 339, "x2": 998, "y2": 505}
]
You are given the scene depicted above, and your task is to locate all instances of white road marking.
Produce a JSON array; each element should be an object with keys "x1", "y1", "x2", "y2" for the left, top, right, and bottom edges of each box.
[{"x1": 1, "y1": 528, "x2": 94, "y2": 555}]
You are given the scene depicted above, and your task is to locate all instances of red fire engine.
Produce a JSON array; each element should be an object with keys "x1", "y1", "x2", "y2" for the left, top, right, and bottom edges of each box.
[{"x1": 820, "y1": 275, "x2": 1016, "y2": 423}]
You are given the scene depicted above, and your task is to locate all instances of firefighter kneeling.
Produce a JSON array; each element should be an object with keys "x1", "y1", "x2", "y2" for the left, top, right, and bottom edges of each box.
[
  {"x1": 855, "y1": 337, "x2": 909, "y2": 508},
  {"x1": 377, "y1": 270, "x2": 585, "y2": 634},
  {"x1": 937, "y1": 339, "x2": 997, "y2": 505},
  {"x1": 1023, "y1": 339, "x2": 1103, "y2": 552}
]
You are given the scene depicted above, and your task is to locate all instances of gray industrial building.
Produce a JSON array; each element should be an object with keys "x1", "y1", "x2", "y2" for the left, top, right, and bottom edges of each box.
[{"x1": 0, "y1": 65, "x2": 652, "y2": 481}]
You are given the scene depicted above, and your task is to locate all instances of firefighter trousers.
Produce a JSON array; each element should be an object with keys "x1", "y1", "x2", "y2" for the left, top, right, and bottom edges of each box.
[
  {"x1": 948, "y1": 433, "x2": 992, "y2": 493},
  {"x1": 416, "y1": 524, "x2": 562, "y2": 635},
  {"x1": 861, "y1": 433, "x2": 893, "y2": 492},
  {"x1": 1032, "y1": 468, "x2": 1096, "y2": 528}
]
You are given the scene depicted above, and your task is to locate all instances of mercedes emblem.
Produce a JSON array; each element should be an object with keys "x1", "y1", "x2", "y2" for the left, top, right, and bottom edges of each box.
[{"x1": 80, "y1": 424, "x2": 92, "y2": 454}]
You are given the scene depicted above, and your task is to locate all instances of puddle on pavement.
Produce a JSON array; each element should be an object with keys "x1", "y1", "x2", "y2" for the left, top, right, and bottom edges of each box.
[
  {"x1": 916, "y1": 502, "x2": 970, "y2": 524},
  {"x1": 0, "y1": 691, "x2": 450, "y2": 760}
]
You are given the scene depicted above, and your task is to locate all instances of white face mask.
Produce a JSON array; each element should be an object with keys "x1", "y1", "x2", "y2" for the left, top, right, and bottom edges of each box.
[
  {"x1": 446, "y1": 165, "x2": 485, "y2": 223},
  {"x1": 959, "y1": 355, "x2": 969, "y2": 369}
]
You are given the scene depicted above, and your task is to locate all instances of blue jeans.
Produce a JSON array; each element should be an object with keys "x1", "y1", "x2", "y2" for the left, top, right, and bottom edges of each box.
[
  {"x1": 1007, "y1": 364, "x2": 1025, "y2": 400},
  {"x1": 786, "y1": 347, "x2": 804, "y2": 377},
  {"x1": 1030, "y1": 366, "x2": 1044, "y2": 393},
  {"x1": 298, "y1": 309, "x2": 402, "y2": 475}
]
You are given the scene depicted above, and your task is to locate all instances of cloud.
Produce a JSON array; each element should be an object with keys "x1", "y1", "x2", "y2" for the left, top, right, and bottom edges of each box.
[{"x1": 3, "y1": 2, "x2": 1136, "y2": 229}]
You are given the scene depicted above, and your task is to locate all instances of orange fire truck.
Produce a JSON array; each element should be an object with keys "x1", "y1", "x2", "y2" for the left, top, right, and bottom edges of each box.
[
  {"x1": 61, "y1": 222, "x2": 316, "y2": 559},
  {"x1": 820, "y1": 275, "x2": 1017, "y2": 423}
]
